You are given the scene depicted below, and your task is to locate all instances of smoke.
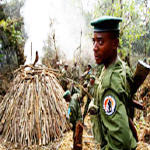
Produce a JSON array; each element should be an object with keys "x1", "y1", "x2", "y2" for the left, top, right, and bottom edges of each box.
[
  {"x1": 21, "y1": 0, "x2": 51, "y2": 64},
  {"x1": 21, "y1": 0, "x2": 96, "y2": 64}
]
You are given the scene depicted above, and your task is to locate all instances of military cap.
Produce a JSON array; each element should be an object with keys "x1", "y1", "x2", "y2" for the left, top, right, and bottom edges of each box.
[
  {"x1": 63, "y1": 90, "x2": 71, "y2": 98},
  {"x1": 91, "y1": 16, "x2": 122, "y2": 32},
  {"x1": 64, "y1": 64, "x2": 68, "y2": 67}
]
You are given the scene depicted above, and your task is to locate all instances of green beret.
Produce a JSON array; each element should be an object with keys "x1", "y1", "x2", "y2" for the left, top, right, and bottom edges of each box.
[
  {"x1": 91, "y1": 16, "x2": 122, "y2": 32},
  {"x1": 63, "y1": 90, "x2": 71, "y2": 98}
]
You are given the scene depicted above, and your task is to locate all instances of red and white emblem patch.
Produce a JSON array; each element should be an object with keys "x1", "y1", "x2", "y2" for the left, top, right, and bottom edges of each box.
[{"x1": 103, "y1": 96, "x2": 116, "y2": 115}]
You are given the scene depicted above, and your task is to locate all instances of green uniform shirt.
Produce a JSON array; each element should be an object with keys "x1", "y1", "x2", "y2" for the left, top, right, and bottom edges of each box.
[
  {"x1": 72, "y1": 66, "x2": 80, "y2": 81},
  {"x1": 67, "y1": 93, "x2": 82, "y2": 131},
  {"x1": 95, "y1": 64, "x2": 104, "y2": 78},
  {"x1": 88, "y1": 82, "x2": 95, "y2": 96},
  {"x1": 60, "y1": 69, "x2": 71, "y2": 90},
  {"x1": 91, "y1": 57, "x2": 137, "y2": 150},
  {"x1": 61, "y1": 68, "x2": 71, "y2": 78}
]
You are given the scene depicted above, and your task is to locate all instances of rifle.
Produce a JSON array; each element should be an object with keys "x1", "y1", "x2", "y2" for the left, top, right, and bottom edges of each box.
[
  {"x1": 130, "y1": 60, "x2": 150, "y2": 110},
  {"x1": 67, "y1": 78, "x2": 93, "y2": 100},
  {"x1": 131, "y1": 60, "x2": 150, "y2": 95},
  {"x1": 129, "y1": 60, "x2": 150, "y2": 141},
  {"x1": 129, "y1": 118, "x2": 138, "y2": 142}
]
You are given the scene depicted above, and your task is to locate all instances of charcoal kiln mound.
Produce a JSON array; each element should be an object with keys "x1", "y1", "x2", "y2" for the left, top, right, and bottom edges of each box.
[{"x1": 0, "y1": 64, "x2": 70, "y2": 146}]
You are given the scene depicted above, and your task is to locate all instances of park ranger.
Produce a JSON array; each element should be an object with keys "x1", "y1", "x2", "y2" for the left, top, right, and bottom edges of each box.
[
  {"x1": 60, "y1": 64, "x2": 71, "y2": 91},
  {"x1": 81, "y1": 64, "x2": 92, "y2": 85},
  {"x1": 89, "y1": 16, "x2": 137, "y2": 150},
  {"x1": 61, "y1": 64, "x2": 71, "y2": 78},
  {"x1": 71, "y1": 62, "x2": 80, "y2": 82},
  {"x1": 63, "y1": 90, "x2": 82, "y2": 137},
  {"x1": 83, "y1": 75, "x2": 96, "y2": 122}
]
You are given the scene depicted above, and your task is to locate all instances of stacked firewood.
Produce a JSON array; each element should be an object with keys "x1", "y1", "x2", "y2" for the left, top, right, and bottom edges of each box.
[{"x1": 0, "y1": 64, "x2": 70, "y2": 146}]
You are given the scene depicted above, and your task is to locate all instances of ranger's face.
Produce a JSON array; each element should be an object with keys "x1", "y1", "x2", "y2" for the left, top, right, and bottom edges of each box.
[
  {"x1": 65, "y1": 66, "x2": 68, "y2": 70},
  {"x1": 92, "y1": 32, "x2": 116, "y2": 65},
  {"x1": 65, "y1": 95, "x2": 71, "y2": 102}
]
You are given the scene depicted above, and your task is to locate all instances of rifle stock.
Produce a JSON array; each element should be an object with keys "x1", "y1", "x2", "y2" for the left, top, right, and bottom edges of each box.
[
  {"x1": 130, "y1": 60, "x2": 150, "y2": 118},
  {"x1": 129, "y1": 118, "x2": 138, "y2": 142},
  {"x1": 67, "y1": 78, "x2": 93, "y2": 100},
  {"x1": 132, "y1": 100, "x2": 145, "y2": 110},
  {"x1": 131, "y1": 60, "x2": 150, "y2": 95}
]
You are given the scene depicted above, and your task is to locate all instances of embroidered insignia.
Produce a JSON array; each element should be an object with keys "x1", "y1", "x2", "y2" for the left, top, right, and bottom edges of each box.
[{"x1": 103, "y1": 96, "x2": 116, "y2": 115}]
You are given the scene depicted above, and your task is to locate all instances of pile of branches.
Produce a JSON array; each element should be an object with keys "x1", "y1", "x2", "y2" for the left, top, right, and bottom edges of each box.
[{"x1": 0, "y1": 64, "x2": 70, "y2": 146}]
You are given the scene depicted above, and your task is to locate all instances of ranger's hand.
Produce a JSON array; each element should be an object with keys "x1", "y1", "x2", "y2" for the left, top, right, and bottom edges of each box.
[
  {"x1": 88, "y1": 100, "x2": 99, "y2": 115},
  {"x1": 69, "y1": 123, "x2": 73, "y2": 129}
]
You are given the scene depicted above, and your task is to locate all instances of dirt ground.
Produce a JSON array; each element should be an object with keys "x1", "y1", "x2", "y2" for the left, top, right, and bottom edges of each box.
[{"x1": 0, "y1": 115, "x2": 149, "y2": 150}]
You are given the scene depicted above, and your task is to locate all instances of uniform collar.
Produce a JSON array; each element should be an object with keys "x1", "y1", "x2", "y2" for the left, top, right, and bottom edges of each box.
[{"x1": 105, "y1": 56, "x2": 120, "y2": 70}]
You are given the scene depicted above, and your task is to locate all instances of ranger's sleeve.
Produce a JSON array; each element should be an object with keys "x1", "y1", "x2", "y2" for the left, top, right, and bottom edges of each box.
[
  {"x1": 101, "y1": 89, "x2": 136, "y2": 150},
  {"x1": 77, "y1": 102, "x2": 83, "y2": 122},
  {"x1": 68, "y1": 106, "x2": 77, "y2": 126}
]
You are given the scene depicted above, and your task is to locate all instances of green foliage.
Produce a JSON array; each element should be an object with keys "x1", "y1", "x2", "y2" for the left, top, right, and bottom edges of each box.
[
  {"x1": 0, "y1": 54, "x2": 3, "y2": 62},
  {"x1": 0, "y1": 3, "x2": 25, "y2": 66},
  {"x1": 0, "y1": 20, "x2": 8, "y2": 30},
  {"x1": 0, "y1": 18, "x2": 24, "y2": 48}
]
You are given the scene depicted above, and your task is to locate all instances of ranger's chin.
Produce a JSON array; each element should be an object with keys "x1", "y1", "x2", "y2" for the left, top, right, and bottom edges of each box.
[{"x1": 95, "y1": 59, "x2": 102, "y2": 65}]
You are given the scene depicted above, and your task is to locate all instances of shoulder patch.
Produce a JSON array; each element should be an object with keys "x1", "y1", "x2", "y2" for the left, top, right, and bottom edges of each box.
[{"x1": 103, "y1": 96, "x2": 116, "y2": 116}]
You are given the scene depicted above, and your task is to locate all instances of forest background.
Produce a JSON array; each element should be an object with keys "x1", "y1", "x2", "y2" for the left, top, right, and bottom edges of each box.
[{"x1": 0, "y1": 0, "x2": 150, "y2": 149}]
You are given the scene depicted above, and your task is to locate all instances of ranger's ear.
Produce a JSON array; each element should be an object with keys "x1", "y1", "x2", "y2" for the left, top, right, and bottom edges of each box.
[{"x1": 112, "y1": 38, "x2": 119, "y2": 50}]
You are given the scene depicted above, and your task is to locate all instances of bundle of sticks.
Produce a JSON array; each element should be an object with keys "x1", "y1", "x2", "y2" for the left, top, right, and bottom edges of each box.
[{"x1": 0, "y1": 64, "x2": 70, "y2": 146}]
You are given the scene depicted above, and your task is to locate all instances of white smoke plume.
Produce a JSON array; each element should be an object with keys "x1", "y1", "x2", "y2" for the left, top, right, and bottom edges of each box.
[{"x1": 21, "y1": 0, "x2": 96, "y2": 64}]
